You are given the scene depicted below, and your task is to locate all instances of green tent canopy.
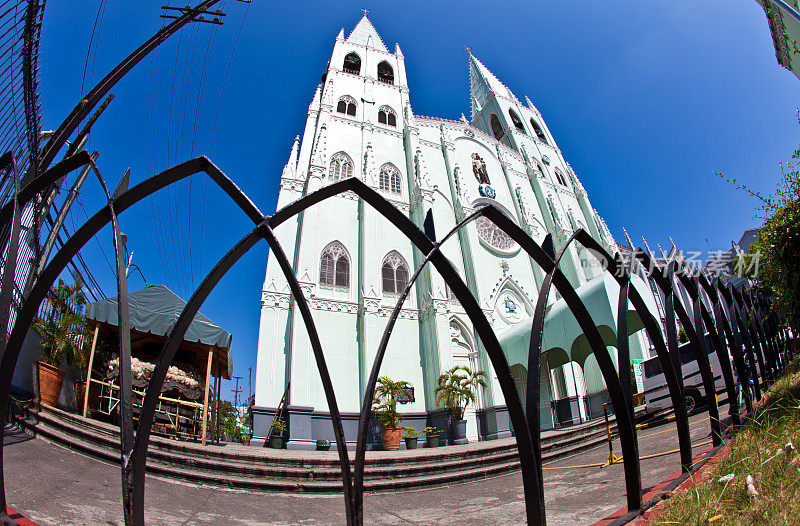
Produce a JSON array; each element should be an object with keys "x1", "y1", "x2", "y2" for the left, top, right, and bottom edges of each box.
[{"x1": 86, "y1": 285, "x2": 233, "y2": 379}]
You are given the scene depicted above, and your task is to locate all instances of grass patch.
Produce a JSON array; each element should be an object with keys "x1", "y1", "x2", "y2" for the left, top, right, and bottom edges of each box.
[{"x1": 655, "y1": 356, "x2": 800, "y2": 525}]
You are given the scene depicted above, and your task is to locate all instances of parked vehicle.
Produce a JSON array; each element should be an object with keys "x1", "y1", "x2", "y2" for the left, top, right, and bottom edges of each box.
[{"x1": 641, "y1": 338, "x2": 733, "y2": 414}]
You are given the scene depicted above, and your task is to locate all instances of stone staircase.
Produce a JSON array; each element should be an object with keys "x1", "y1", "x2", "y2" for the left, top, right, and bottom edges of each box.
[{"x1": 11, "y1": 400, "x2": 625, "y2": 493}]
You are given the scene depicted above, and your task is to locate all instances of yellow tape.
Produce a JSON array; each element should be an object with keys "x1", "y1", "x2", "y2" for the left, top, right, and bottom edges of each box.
[{"x1": 541, "y1": 439, "x2": 713, "y2": 470}]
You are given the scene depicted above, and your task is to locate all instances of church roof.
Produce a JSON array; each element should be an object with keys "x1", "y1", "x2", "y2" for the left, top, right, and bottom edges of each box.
[{"x1": 346, "y1": 15, "x2": 389, "y2": 53}]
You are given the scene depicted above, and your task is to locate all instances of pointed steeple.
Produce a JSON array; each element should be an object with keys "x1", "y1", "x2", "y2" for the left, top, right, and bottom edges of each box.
[
  {"x1": 642, "y1": 236, "x2": 653, "y2": 256},
  {"x1": 468, "y1": 51, "x2": 515, "y2": 119},
  {"x1": 347, "y1": 13, "x2": 389, "y2": 52},
  {"x1": 282, "y1": 136, "x2": 300, "y2": 179},
  {"x1": 395, "y1": 43, "x2": 403, "y2": 58},
  {"x1": 622, "y1": 227, "x2": 634, "y2": 249},
  {"x1": 309, "y1": 84, "x2": 322, "y2": 112},
  {"x1": 336, "y1": 28, "x2": 345, "y2": 40}
]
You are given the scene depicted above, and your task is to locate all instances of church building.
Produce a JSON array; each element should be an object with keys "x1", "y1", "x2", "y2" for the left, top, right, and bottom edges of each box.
[{"x1": 252, "y1": 14, "x2": 655, "y2": 449}]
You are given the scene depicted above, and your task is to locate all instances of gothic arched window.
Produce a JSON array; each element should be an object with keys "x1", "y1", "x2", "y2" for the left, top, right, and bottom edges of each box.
[
  {"x1": 381, "y1": 251, "x2": 409, "y2": 294},
  {"x1": 329, "y1": 153, "x2": 353, "y2": 181},
  {"x1": 319, "y1": 241, "x2": 350, "y2": 289},
  {"x1": 337, "y1": 96, "x2": 357, "y2": 116},
  {"x1": 378, "y1": 106, "x2": 397, "y2": 126},
  {"x1": 530, "y1": 118, "x2": 548, "y2": 144},
  {"x1": 343, "y1": 52, "x2": 361, "y2": 75},
  {"x1": 379, "y1": 163, "x2": 401, "y2": 194},
  {"x1": 377, "y1": 61, "x2": 394, "y2": 84},
  {"x1": 490, "y1": 114, "x2": 505, "y2": 141},
  {"x1": 554, "y1": 168, "x2": 569, "y2": 187},
  {"x1": 508, "y1": 109, "x2": 525, "y2": 133}
]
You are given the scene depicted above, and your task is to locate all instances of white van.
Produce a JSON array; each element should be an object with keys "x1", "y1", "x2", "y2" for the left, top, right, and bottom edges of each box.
[{"x1": 641, "y1": 339, "x2": 732, "y2": 414}]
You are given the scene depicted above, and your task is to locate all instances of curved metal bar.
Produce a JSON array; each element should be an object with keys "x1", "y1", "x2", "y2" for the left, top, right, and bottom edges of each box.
[
  {"x1": 712, "y1": 281, "x2": 756, "y2": 411},
  {"x1": 476, "y1": 210, "x2": 641, "y2": 513},
  {"x1": 0, "y1": 155, "x2": 20, "y2": 351},
  {"x1": 269, "y1": 178, "x2": 543, "y2": 524},
  {"x1": 0, "y1": 156, "x2": 18, "y2": 521},
  {"x1": 747, "y1": 290, "x2": 778, "y2": 379},
  {"x1": 352, "y1": 207, "x2": 489, "y2": 524},
  {"x1": 721, "y1": 284, "x2": 761, "y2": 400},
  {"x1": 87, "y1": 159, "x2": 137, "y2": 524},
  {"x1": 732, "y1": 286, "x2": 765, "y2": 398},
  {"x1": 261, "y1": 224, "x2": 357, "y2": 524},
  {"x1": 129, "y1": 225, "x2": 269, "y2": 526},
  {"x1": 685, "y1": 277, "x2": 722, "y2": 444},
  {"x1": 739, "y1": 289, "x2": 772, "y2": 383},
  {"x1": 573, "y1": 233, "x2": 693, "y2": 471},
  {"x1": 762, "y1": 296, "x2": 785, "y2": 372},
  {"x1": 523, "y1": 230, "x2": 585, "y2": 518},
  {"x1": 34, "y1": 1, "x2": 222, "y2": 177},
  {"x1": 615, "y1": 253, "x2": 634, "y2": 423},
  {"x1": 666, "y1": 266, "x2": 722, "y2": 444},
  {"x1": 0, "y1": 150, "x2": 92, "y2": 231},
  {"x1": 0, "y1": 156, "x2": 264, "y2": 524},
  {"x1": 636, "y1": 255, "x2": 722, "y2": 446},
  {"x1": 690, "y1": 275, "x2": 741, "y2": 426}
]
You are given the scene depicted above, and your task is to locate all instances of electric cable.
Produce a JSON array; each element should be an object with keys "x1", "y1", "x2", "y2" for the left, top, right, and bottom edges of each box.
[{"x1": 200, "y1": 0, "x2": 249, "y2": 277}]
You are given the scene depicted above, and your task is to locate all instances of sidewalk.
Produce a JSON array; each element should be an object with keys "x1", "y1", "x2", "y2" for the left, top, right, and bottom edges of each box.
[{"x1": 4, "y1": 408, "x2": 714, "y2": 525}]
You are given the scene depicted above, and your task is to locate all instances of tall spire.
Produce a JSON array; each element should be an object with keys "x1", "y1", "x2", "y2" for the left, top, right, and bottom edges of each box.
[
  {"x1": 281, "y1": 136, "x2": 300, "y2": 179},
  {"x1": 468, "y1": 50, "x2": 515, "y2": 119},
  {"x1": 346, "y1": 12, "x2": 389, "y2": 52},
  {"x1": 622, "y1": 227, "x2": 634, "y2": 249}
]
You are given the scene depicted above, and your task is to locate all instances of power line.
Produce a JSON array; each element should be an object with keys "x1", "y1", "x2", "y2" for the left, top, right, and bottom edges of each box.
[
  {"x1": 200, "y1": 0, "x2": 249, "y2": 277},
  {"x1": 79, "y1": 0, "x2": 107, "y2": 98}
]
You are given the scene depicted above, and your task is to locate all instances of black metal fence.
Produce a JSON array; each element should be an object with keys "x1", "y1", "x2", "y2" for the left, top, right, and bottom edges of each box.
[
  {"x1": 0, "y1": 153, "x2": 792, "y2": 525},
  {"x1": 0, "y1": 1, "x2": 793, "y2": 524}
]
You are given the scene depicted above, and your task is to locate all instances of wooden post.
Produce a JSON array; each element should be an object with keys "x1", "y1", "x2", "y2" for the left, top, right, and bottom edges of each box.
[
  {"x1": 82, "y1": 326, "x2": 100, "y2": 418},
  {"x1": 201, "y1": 348, "x2": 213, "y2": 446},
  {"x1": 215, "y1": 375, "x2": 221, "y2": 444}
]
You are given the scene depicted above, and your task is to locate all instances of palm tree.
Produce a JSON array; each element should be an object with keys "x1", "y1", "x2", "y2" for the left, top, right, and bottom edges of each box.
[
  {"x1": 372, "y1": 376, "x2": 413, "y2": 428},
  {"x1": 434, "y1": 366, "x2": 488, "y2": 421},
  {"x1": 33, "y1": 278, "x2": 90, "y2": 371}
]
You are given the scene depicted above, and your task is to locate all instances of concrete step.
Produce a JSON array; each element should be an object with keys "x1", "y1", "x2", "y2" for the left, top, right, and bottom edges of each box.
[{"x1": 12, "y1": 400, "x2": 622, "y2": 493}]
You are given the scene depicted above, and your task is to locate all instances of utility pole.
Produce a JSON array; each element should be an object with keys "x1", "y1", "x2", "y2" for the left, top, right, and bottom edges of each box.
[
  {"x1": 232, "y1": 375, "x2": 243, "y2": 421},
  {"x1": 248, "y1": 367, "x2": 252, "y2": 406}
]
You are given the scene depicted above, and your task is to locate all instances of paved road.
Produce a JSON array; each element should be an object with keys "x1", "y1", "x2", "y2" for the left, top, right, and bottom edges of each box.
[{"x1": 4, "y1": 410, "x2": 723, "y2": 525}]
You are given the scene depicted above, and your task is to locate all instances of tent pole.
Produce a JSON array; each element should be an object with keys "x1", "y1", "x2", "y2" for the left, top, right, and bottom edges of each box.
[
  {"x1": 215, "y1": 375, "x2": 221, "y2": 444},
  {"x1": 83, "y1": 326, "x2": 100, "y2": 418},
  {"x1": 201, "y1": 349, "x2": 213, "y2": 446}
]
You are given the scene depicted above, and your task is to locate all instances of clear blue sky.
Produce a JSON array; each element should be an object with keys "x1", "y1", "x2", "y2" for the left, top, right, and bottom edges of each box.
[{"x1": 37, "y1": 1, "x2": 799, "y2": 402}]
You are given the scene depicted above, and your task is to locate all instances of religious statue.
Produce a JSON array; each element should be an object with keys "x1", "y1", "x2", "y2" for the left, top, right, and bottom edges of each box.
[
  {"x1": 471, "y1": 153, "x2": 490, "y2": 186},
  {"x1": 504, "y1": 295, "x2": 517, "y2": 314}
]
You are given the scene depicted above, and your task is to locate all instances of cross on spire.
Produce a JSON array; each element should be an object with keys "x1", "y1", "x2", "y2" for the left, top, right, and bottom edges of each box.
[
  {"x1": 361, "y1": 8, "x2": 369, "y2": 17},
  {"x1": 465, "y1": 45, "x2": 472, "y2": 54}
]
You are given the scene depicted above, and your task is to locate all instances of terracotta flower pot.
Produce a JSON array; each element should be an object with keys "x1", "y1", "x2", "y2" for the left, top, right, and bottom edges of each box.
[
  {"x1": 37, "y1": 361, "x2": 65, "y2": 408},
  {"x1": 379, "y1": 427, "x2": 401, "y2": 451}
]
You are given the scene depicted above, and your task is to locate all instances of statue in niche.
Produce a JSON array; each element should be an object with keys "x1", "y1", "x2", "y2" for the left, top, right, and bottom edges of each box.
[
  {"x1": 472, "y1": 153, "x2": 490, "y2": 185},
  {"x1": 504, "y1": 295, "x2": 517, "y2": 314}
]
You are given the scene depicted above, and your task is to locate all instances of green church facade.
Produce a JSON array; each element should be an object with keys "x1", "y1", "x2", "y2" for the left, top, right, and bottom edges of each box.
[{"x1": 252, "y1": 15, "x2": 653, "y2": 449}]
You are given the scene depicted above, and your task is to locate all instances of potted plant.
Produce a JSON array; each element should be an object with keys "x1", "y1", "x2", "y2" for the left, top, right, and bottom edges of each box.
[
  {"x1": 373, "y1": 376, "x2": 413, "y2": 451},
  {"x1": 434, "y1": 366, "x2": 487, "y2": 444},
  {"x1": 425, "y1": 426, "x2": 440, "y2": 448},
  {"x1": 401, "y1": 427, "x2": 420, "y2": 449},
  {"x1": 33, "y1": 278, "x2": 90, "y2": 408},
  {"x1": 403, "y1": 426, "x2": 438, "y2": 449},
  {"x1": 268, "y1": 418, "x2": 287, "y2": 449}
]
